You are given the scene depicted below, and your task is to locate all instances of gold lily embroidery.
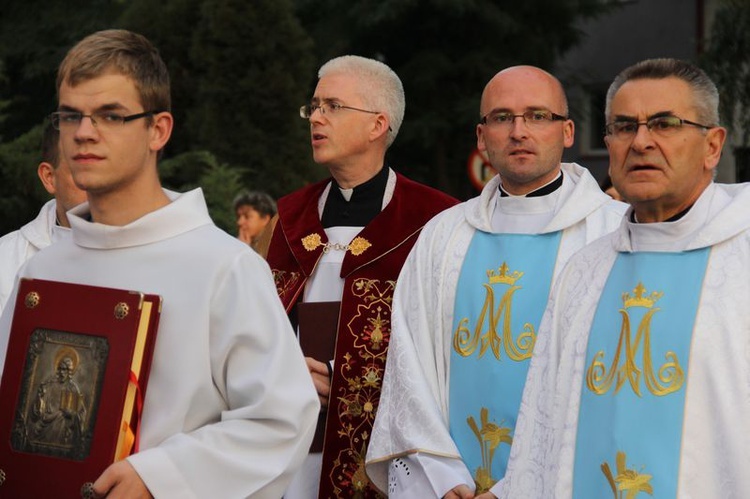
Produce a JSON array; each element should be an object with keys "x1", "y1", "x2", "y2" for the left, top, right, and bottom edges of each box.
[
  {"x1": 467, "y1": 407, "x2": 512, "y2": 493},
  {"x1": 601, "y1": 451, "x2": 654, "y2": 499}
]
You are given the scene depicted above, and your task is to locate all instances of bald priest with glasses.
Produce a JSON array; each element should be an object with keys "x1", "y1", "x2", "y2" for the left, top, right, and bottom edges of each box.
[
  {"x1": 498, "y1": 58, "x2": 750, "y2": 499},
  {"x1": 265, "y1": 55, "x2": 457, "y2": 499},
  {"x1": 365, "y1": 65, "x2": 626, "y2": 498}
]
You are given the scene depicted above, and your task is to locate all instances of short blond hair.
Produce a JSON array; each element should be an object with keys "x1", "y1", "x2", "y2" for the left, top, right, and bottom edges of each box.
[{"x1": 57, "y1": 29, "x2": 171, "y2": 112}]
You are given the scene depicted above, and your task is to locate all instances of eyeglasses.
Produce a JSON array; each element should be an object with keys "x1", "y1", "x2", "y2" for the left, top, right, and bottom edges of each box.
[
  {"x1": 480, "y1": 110, "x2": 567, "y2": 127},
  {"x1": 49, "y1": 110, "x2": 162, "y2": 131},
  {"x1": 299, "y1": 102, "x2": 380, "y2": 119},
  {"x1": 605, "y1": 115, "x2": 713, "y2": 140}
]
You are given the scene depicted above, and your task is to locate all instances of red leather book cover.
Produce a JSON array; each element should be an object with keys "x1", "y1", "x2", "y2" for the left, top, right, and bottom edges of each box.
[
  {"x1": 0, "y1": 278, "x2": 161, "y2": 498},
  {"x1": 297, "y1": 301, "x2": 340, "y2": 362},
  {"x1": 296, "y1": 301, "x2": 340, "y2": 453}
]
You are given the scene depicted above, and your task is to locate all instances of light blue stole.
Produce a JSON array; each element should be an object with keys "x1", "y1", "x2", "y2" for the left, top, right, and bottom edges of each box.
[
  {"x1": 573, "y1": 250, "x2": 710, "y2": 499},
  {"x1": 449, "y1": 230, "x2": 562, "y2": 492}
]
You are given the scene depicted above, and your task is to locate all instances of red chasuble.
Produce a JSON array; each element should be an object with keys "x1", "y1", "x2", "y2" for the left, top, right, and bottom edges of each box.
[{"x1": 267, "y1": 172, "x2": 457, "y2": 498}]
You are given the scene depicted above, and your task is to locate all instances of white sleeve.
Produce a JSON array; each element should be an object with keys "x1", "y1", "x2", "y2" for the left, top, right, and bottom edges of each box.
[
  {"x1": 367, "y1": 208, "x2": 471, "y2": 493},
  {"x1": 128, "y1": 252, "x2": 319, "y2": 499},
  {"x1": 389, "y1": 453, "x2": 474, "y2": 498}
]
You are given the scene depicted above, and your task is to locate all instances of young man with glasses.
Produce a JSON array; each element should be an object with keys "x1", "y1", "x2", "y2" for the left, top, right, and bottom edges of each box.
[
  {"x1": 0, "y1": 29, "x2": 318, "y2": 498},
  {"x1": 499, "y1": 59, "x2": 750, "y2": 498},
  {"x1": 0, "y1": 123, "x2": 87, "y2": 317},
  {"x1": 265, "y1": 55, "x2": 457, "y2": 499},
  {"x1": 366, "y1": 65, "x2": 626, "y2": 498}
]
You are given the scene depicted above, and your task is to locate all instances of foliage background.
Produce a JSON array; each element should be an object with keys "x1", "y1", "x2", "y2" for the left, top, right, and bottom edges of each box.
[
  {"x1": 0, "y1": 0, "x2": 617, "y2": 235},
  {"x1": 701, "y1": 0, "x2": 750, "y2": 146}
]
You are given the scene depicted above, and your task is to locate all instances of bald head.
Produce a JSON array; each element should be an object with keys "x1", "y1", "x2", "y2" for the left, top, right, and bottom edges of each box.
[
  {"x1": 480, "y1": 66, "x2": 568, "y2": 119},
  {"x1": 476, "y1": 65, "x2": 574, "y2": 195}
]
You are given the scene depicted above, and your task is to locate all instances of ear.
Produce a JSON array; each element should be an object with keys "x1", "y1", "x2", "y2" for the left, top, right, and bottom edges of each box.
[
  {"x1": 476, "y1": 123, "x2": 487, "y2": 152},
  {"x1": 604, "y1": 135, "x2": 615, "y2": 178},
  {"x1": 149, "y1": 111, "x2": 174, "y2": 153},
  {"x1": 704, "y1": 126, "x2": 726, "y2": 172},
  {"x1": 37, "y1": 162, "x2": 57, "y2": 195},
  {"x1": 369, "y1": 113, "x2": 390, "y2": 142},
  {"x1": 563, "y1": 119, "x2": 575, "y2": 148}
]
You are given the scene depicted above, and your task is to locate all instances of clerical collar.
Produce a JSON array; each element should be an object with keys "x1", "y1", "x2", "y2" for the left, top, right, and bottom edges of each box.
[
  {"x1": 321, "y1": 166, "x2": 388, "y2": 228},
  {"x1": 499, "y1": 172, "x2": 564, "y2": 197},
  {"x1": 630, "y1": 204, "x2": 694, "y2": 223}
]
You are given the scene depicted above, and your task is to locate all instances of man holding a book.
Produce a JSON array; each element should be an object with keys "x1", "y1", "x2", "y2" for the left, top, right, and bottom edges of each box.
[{"x1": 0, "y1": 29, "x2": 318, "y2": 498}]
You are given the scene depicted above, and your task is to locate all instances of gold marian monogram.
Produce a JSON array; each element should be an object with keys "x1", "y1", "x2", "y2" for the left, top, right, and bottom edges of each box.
[
  {"x1": 601, "y1": 451, "x2": 653, "y2": 499},
  {"x1": 301, "y1": 233, "x2": 372, "y2": 256},
  {"x1": 586, "y1": 282, "x2": 684, "y2": 397},
  {"x1": 467, "y1": 407, "x2": 512, "y2": 493},
  {"x1": 453, "y1": 262, "x2": 535, "y2": 361}
]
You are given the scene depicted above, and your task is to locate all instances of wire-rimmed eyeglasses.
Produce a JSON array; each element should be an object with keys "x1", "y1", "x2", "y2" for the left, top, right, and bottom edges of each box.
[
  {"x1": 299, "y1": 102, "x2": 380, "y2": 119},
  {"x1": 605, "y1": 115, "x2": 713, "y2": 140},
  {"x1": 481, "y1": 109, "x2": 568, "y2": 127}
]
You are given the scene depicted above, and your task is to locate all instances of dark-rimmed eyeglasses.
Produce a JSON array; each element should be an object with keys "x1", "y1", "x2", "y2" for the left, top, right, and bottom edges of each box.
[
  {"x1": 299, "y1": 102, "x2": 380, "y2": 119},
  {"x1": 605, "y1": 115, "x2": 713, "y2": 140},
  {"x1": 480, "y1": 110, "x2": 567, "y2": 127},
  {"x1": 49, "y1": 110, "x2": 162, "y2": 131}
]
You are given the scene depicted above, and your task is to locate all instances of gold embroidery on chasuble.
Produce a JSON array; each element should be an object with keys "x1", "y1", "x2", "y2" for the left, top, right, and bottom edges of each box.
[
  {"x1": 301, "y1": 232, "x2": 372, "y2": 256},
  {"x1": 467, "y1": 407, "x2": 513, "y2": 493},
  {"x1": 271, "y1": 269, "x2": 300, "y2": 300},
  {"x1": 586, "y1": 282, "x2": 684, "y2": 397},
  {"x1": 601, "y1": 451, "x2": 654, "y2": 499},
  {"x1": 328, "y1": 278, "x2": 394, "y2": 497},
  {"x1": 452, "y1": 262, "x2": 536, "y2": 361},
  {"x1": 301, "y1": 233, "x2": 323, "y2": 251}
]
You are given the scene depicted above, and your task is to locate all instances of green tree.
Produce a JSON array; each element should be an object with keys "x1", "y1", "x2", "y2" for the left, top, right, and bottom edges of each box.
[
  {"x1": 0, "y1": 125, "x2": 49, "y2": 235},
  {"x1": 117, "y1": 0, "x2": 204, "y2": 160},
  {"x1": 0, "y1": 0, "x2": 614, "y2": 234},
  {"x1": 295, "y1": 0, "x2": 610, "y2": 197},
  {"x1": 0, "y1": 1, "x2": 124, "y2": 234},
  {"x1": 702, "y1": 0, "x2": 750, "y2": 145},
  {"x1": 159, "y1": 150, "x2": 244, "y2": 233},
  {"x1": 0, "y1": 0, "x2": 124, "y2": 142},
  {"x1": 120, "y1": 0, "x2": 323, "y2": 198},
  {"x1": 188, "y1": 0, "x2": 321, "y2": 198},
  {"x1": 0, "y1": 60, "x2": 11, "y2": 139}
]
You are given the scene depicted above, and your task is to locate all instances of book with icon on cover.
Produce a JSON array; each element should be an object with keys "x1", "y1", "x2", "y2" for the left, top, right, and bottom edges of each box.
[{"x1": 0, "y1": 278, "x2": 161, "y2": 498}]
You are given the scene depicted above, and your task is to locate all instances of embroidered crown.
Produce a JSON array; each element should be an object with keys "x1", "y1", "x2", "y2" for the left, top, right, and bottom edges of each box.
[
  {"x1": 487, "y1": 262, "x2": 523, "y2": 285},
  {"x1": 622, "y1": 282, "x2": 663, "y2": 309}
]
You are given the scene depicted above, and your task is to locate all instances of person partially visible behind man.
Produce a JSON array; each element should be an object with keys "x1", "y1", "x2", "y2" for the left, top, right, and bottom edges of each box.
[
  {"x1": 266, "y1": 55, "x2": 458, "y2": 498},
  {"x1": 500, "y1": 58, "x2": 748, "y2": 498},
  {"x1": 599, "y1": 173, "x2": 624, "y2": 201},
  {"x1": 0, "y1": 29, "x2": 318, "y2": 498},
  {"x1": 233, "y1": 189, "x2": 277, "y2": 253},
  {"x1": 0, "y1": 122, "x2": 86, "y2": 315},
  {"x1": 366, "y1": 65, "x2": 627, "y2": 498}
]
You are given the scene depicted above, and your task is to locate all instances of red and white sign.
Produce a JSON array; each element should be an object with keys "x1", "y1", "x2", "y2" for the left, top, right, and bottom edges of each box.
[{"x1": 466, "y1": 148, "x2": 494, "y2": 192}]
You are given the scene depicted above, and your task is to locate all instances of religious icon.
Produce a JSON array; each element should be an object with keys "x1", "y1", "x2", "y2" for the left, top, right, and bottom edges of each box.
[
  {"x1": 11, "y1": 329, "x2": 108, "y2": 461},
  {"x1": 30, "y1": 347, "x2": 88, "y2": 446}
]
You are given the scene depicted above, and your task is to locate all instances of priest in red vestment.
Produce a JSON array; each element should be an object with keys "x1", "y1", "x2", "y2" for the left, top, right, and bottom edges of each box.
[{"x1": 266, "y1": 55, "x2": 457, "y2": 498}]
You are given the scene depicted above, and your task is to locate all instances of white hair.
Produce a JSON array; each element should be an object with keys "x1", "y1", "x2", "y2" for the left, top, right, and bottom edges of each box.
[{"x1": 319, "y1": 55, "x2": 405, "y2": 148}]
